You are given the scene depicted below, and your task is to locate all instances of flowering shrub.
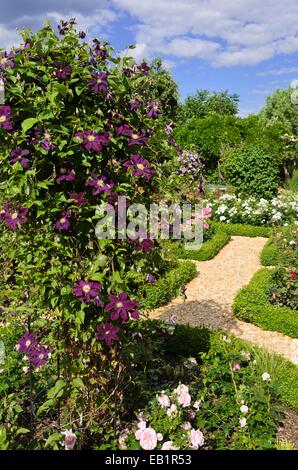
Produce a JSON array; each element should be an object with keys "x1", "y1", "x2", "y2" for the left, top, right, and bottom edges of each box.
[
  {"x1": 0, "y1": 20, "x2": 181, "y2": 448},
  {"x1": 205, "y1": 193, "x2": 298, "y2": 226},
  {"x1": 267, "y1": 227, "x2": 298, "y2": 311},
  {"x1": 123, "y1": 335, "x2": 281, "y2": 450}
]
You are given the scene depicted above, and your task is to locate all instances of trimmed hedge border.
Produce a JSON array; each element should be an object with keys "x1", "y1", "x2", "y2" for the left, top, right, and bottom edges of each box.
[
  {"x1": 233, "y1": 268, "x2": 298, "y2": 338},
  {"x1": 139, "y1": 260, "x2": 197, "y2": 310},
  {"x1": 260, "y1": 238, "x2": 280, "y2": 266},
  {"x1": 214, "y1": 222, "x2": 272, "y2": 238},
  {"x1": 171, "y1": 229, "x2": 231, "y2": 261}
]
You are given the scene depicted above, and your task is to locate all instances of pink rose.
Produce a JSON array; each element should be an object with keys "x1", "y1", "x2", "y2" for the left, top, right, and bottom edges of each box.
[
  {"x1": 135, "y1": 420, "x2": 147, "y2": 440},
  {"x1": 139, "y1": 427, "x2": 157, "y2": 450},
  {"x1": 232, "y1": 363, "x2": 241, "y2": 372},
  {"x1": 177, "y1": 390, "x2": 191, "y2": 407},
  {"x1": 190, "y1": 429, "x2": 204, "y2": 449},
  {"x1": 62, "y1": 429, "x2": 77, "y2": 450},
  {"x1": 161, "y1": 441, "x2": 178, "y2": 450},
  {"x1": 157, "y1": 393, "x2": 171, "y2": 408}
]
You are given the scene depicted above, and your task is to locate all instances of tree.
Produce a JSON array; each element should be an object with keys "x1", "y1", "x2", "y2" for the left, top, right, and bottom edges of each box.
[
  {"x1": 147, "y1": 57, "x2": 179, "y2": 120},
  {"x1": 260, "y1": 88, "x2": 298, "y2": 177},
  {"x1": 178, "y1": 89, "x2": 239, "y2": 122}
]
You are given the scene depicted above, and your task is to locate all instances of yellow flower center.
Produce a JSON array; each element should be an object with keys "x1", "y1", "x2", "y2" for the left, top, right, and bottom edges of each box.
[
  {"x1": 105, "y1": 330, "x2": 110, "y2": 335},
  {"x1": 137, "y1": 164, "x2": 145, "y2": 170},
  {"x1": 38, "y1": 353, "x2": 44, "y2": 359},
  {"x1": 132, "y1": 133, "x2": 139, "y2": 139},
  {"x1": 25, "y1": 340, "x2": 31, "y2": 347},
  {"x1": 60, "y1": 218, "x2": 66, "y2": 224},
  {"x1": 0, "y1": 115, "x2": 6, "y2": 122},
  {"x1": 88, "y1": 135, "x2": 96, "y2": 141},
  {"x1": 116, "y1": 302, "x2": 123, "y2": 308},
  {"x1": 0, "y1": 58, "x2": 7, "y2": 64},
  {"x1": 11, "y1": 212, "x2": 18, "y2": 219},
  {"x1": 82, "y1": 285, "x2": 91, "y2": 293},
  {"x1": 97, "y1": 179, "x2": 104, "y2": 187},
  {"x1": 44, "y1": 133, "x2": 50, "y2": 140},
  {"x1": 97, "y1": 79, "x2": 102, "y2": 84}
]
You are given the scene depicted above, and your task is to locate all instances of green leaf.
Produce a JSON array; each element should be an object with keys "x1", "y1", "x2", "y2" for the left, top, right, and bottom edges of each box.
[
  {"x1": 47, "y1": 379, "x2": 66, "y2": 399},
  {"x1": 72, "y1": 377, "x2": 85, "y2": 390},
  {"x1": 21, "y1": 117, "x2": 38, "y2": 133},
  {"x1": 16, "y1": 427, "x2": 31, "y2": 435},
  {"x1": 37, "y1": 399, "x2": 54, "y2": 416}
]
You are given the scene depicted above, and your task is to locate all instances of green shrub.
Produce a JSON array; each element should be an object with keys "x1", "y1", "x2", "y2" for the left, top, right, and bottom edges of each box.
[
  {"x1": 214, "y1": 222, "x2": 272, "y2": 238},
  {"x1": 170, "y1": 229, "x2": 230, "y2": 261},
  {"x1": 289, "y1": 171, "x2": 298, "y2": 193},
  {"x1": 233, "y1": 268, "x2": 298, "y2": 338},
  {"x1": 222, "y1": 146, "x2": 280, "y2": 198},
  {"x1": 139, "y1": 261, "x2": 197, "y2": 309},
  {"x1": 260, "y1": 239, "x2": 279, "y2": 266}
]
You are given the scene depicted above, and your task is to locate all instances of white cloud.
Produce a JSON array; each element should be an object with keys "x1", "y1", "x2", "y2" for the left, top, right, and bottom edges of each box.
[
  {"x1": 257, "y1": 66, "x2": 298, "y2": 77},
  {"x1": 112, "y1": 0, "x2": 298, "y2": 67}
]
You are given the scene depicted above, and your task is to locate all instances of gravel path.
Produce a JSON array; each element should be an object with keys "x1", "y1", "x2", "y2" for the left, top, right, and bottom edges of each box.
[{"x1": 150, "y1": 236, "x2": 298, "y2": 366}]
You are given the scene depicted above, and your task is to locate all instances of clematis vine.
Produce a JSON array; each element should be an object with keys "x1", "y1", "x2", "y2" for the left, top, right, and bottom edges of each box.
[
  {"x1": 96, "y1": 322, "x2": 120, "y2": 348},
  {"x1": 105, "y1": 292, "x2": 140, "y2": 323},
  {"x1": 10, "y1": 147, "x2": 30, "y2": 169},
  {"x1": 41, "y1": 130, "x2": 56, "y2": 151},
  {"x1": 0, "y1": 201, "x2": 28, "y2": 230},
  {"x1": 53, "y1": 61, "x2": 72, "y2": 80},
  {"x1": 93, "y1": 39, "x2": 109, "y2": 59},
  {"x1": 0, "y1": 50, "x2": 15, "y2": 69},
  {"x1": 74, "y1": 130, "x2": 110, "y2": 152},
  {"x1": 123, "y1": 154, "x2": 156, "y2": 181},
  {"x1": 56, "y1": 164, "x2": 75, "y2": 184},
  {"x1": 54, "y1": 210, "x2": 72, "y2": 232},
  {"x1": 72, "y1": 280, "x2": 102, "y2": 303},
  {"x1": 87, "y1": 71, "x2": 108, "y2": 94},
  {"x1": 0, "y1": 105, "x2": 13, "y2": 130},
  {"x1": 16, "y1": 331, "x2": 51, "y2": 370},
  {"x1": 85, "y1": 174, "x2": 114, "y2": 195},
  {"x1": 147, "y1": 101, "x2": 160, "y2": 119},
  {"x1": 129, "y1": 236, "x2": 155, "y2": 253}
]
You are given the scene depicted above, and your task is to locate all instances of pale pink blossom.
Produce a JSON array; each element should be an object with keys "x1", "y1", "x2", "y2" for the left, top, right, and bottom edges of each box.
[
  {"x1": 232, "y1": 363, "x2": 241, "y2": 371},
  {"x1": 177, "y1": 390, "x2": 191, "y2": 407},
  {"x1": 62, "y1": 429, "x2": 77, "y2": 450},
  {"x1": 166, "y1": 404, "x2": 177, "y2": 417},
  {"x1": 181, "y1": 422, "x2": 191, "y2": 430},
  {"x1": 262, "y1": 372, "x2": 271, "y2": 382},
  {"x1": 157, "y1": 393, "x2": 171, "y2": 408},
  {"x1": 190, "y1": 429, "x2": 204, "y2": 449},
  {"x1": 157, "y1": 433, "x2": 163, "y2": 441},
  {"x1": 193, "y1": 400, "x2": 201, "y2": 410},
  {"x1": 239, "y1": 417, "x2": 247, "y2": 428},
  {"x1": 161, "y1": 441, "x2": 178, "y2": 450},
  {"x1": 240, "y1": 405, "x2": 249, "y2": 414},
  {"x1": 139, "y1": 427, "x2": 157, "y2": 450}
]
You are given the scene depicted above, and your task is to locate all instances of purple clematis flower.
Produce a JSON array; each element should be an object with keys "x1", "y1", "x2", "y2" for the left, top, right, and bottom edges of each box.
[
  {"x1": 96, "y1": 322, "x2": 120, "y2": 348},
  {"x1": 128, "y1": 131, "x2": 148, "y2": 146},
  {"x1": 53, "y1": 61, "x2": 72, "y2": 80},
  {"x1": 129, "y1": 237, "x2": 155, "y2": 253},
  {"x1": 10, "y1": 147, "x2": 30, "y2": 169},
  {"x1": 54, "y1": 210, "x2": 71, "y2": 232},
  {"x1": 17, "y1": 331, "x2": 38, "y2": 354},
  {"x1": 0, "y1": 50, "x2": 15, "y2": 69},
  {"x1": 85, "y1": 174, "x2": 114, "y2": 195},
  {"x1": 105, "y1": 292, "x2": 140, "y2": 324},
  {"x1": 146, "y1": 274, "x2": 156, "y2": 284},
  {"x1": 116, "y1": 123, "x2": 134, "y2": 136},
  {"x1": 72, "y1": 280, "x2": 101, "y2": 303},
  {"x1": 58, "y1": 20, "x2": 70, "y2": 35},
  {"x1": 68, "y1": 192, "x2": 88, "y2": 206},
  {"x1": 165, "y1": 122, "x2": 174, "y2": 135},
  {"x1": 29, "y1": 345, "x2": 51, "y2": 369},
  {"x1": 128, "y1": 98, "x2": 141, "y2": 111},
  {"x1": 87, "y1": 71, "x2": 108, "y2": 94},
  {"x1": 41, "y1": 130, "x2": 56, "y2": 151},
  {"x1": 123, "y1": 154, "x2": 156, "y2": 181},
  {"x1": 0, "y1": 201, "x2": 28, "y2": 230},
  {"x1": 0, "y1": 106, "x2": 13, "y2": 130},
  {"x1": 74, "y1": 130, "x2": 110, "y2": 152},
  {"x1": 147, "y1": 101, "x2": 160, "y2": 119},
  {"x1": 138, "y1": 61, "x2": 150, "y2": 76},
  {"x1": 93, "y1": 39, "x2": 108, "y2": 59},
  {"x1": 56, "y1": 165, "x2": 75, "y2": 184},
  {"x1": 15, "y1": 39, "x2": 30, "y2": 54}
]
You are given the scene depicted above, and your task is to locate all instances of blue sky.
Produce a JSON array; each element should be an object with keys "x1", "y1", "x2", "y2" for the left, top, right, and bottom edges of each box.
[{"x1": 1, "y1": 0, "x2": 298, "y2": 116}]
